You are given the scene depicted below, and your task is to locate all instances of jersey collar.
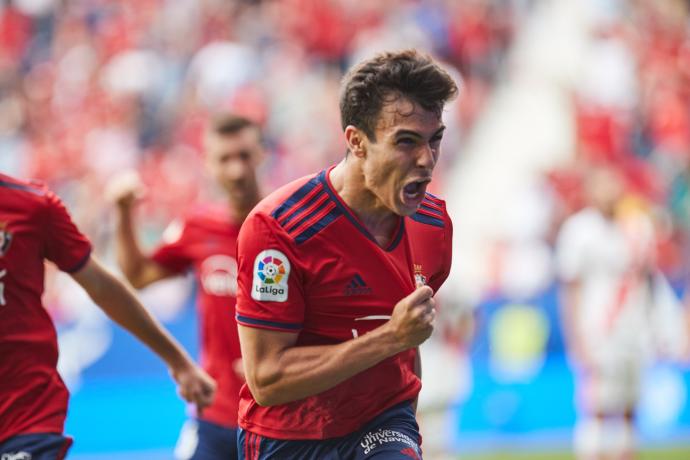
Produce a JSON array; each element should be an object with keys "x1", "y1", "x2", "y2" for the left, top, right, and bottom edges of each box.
[{"x1": 319, "y1": 166, "x2": 405, "y2": 252}]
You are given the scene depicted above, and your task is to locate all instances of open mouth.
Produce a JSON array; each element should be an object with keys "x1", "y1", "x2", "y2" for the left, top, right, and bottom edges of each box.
[{"x1": 402, "y1": 178, "x2": 431, "y2": 203}]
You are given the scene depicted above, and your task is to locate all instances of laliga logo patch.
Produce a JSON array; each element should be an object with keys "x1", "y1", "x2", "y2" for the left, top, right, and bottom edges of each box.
[
  {"x1": 252, "y1": 249, "x2": 290, "y2": 302},
  {"x1": 0, "y1": 222, "x2": 12, "y2": 257}
]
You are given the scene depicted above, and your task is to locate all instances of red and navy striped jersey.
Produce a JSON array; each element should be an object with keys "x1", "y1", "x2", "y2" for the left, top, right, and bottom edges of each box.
[
  {"x1": 151, "y1": 203, "x2": 243, "y2": 428},
  {"x1": 0, "y1": 173, "x2": 91, "y2": 443},
  {"x1": 235, "y1": 166, "x2": 452, "y2": 440}
]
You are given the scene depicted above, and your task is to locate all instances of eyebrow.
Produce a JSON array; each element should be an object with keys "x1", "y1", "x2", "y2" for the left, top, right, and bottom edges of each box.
[{"x1": 394, "y1": 126, "x2": 446, "y2": 139}]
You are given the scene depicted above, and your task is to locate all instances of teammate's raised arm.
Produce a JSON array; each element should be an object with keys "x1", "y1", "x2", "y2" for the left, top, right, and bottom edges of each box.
[
  {"x1": 107, "y1": 171, "x2": 174, "y2": 289},
  {"x1": 107, "y1": 114, "x2": 264, "y2": 460}
]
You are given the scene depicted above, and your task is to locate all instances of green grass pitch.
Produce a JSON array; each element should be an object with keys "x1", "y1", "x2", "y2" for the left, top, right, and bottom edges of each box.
[{"x1": 458, "y1": 447, "x2": 690, "y2": 460}]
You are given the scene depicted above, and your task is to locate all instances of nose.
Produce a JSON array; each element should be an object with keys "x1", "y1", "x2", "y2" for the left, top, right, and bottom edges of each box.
[{"x1": 417, "y1": 143, "x2": 437, "y2": 170}]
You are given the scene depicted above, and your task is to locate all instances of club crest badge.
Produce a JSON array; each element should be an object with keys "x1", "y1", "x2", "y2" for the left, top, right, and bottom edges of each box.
[
  {"x1": 0, "y1": 222, "x2": 12, "y2": 257},
  {"x1": 413, "y1": 264, "x2": 427, "y2": 287}
]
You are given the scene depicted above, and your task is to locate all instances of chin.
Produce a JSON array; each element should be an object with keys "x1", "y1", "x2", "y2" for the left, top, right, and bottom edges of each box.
[{"x1": 395, "y1": 202, "x2": 418, "y2": 217}]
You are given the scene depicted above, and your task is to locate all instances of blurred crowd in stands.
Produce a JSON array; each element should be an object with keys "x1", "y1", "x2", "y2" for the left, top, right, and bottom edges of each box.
[
  {"x1": 546, "y1": 0, "x2": 690, "y2": 287},
  {"x1": 0, "y1": 0, "x2": 515, "y2": 252},
  {"x1": 2, "y1": 0, "x2": 690, "y2": 340}
]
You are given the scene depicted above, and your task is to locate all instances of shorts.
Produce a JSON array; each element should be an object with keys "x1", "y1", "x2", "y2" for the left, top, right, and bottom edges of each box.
[
  {"x1": 238, "y1": 402, "x2": 422, "y2": 459},
  {"x1": 174, "y1": 418, "x2": 239, "y2": 460},
  {"x1": 578, "y1": 355, "x2": 643, "y2": 415},
  {"x1": 0, "y1": 433, "x2": 72, "y2": 460}
]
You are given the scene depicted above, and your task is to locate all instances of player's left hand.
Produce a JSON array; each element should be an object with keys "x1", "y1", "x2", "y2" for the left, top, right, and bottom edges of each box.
[{"x1": 170, "y1": 362, "x2": 217, "y2": 411}]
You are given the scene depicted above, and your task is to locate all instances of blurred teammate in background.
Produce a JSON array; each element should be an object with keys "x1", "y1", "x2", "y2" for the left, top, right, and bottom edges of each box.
[
  {"x1": 0, "y1": 172, "x2": 215, "y2": 460},
  {"x1": 235, "y1": 50, "x2": 457, "y2": 459},
  {"x1": 109, "y1": 113, "x2": 263, "y2": 460},
  {"x1": 556, "y1": 167, "x2": 658, "y2": 460}
]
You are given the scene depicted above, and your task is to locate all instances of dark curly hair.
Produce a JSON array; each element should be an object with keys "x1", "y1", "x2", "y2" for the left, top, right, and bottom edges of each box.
[{"x1": 340, "y1": 50, "x2": 458, "y2": 141}]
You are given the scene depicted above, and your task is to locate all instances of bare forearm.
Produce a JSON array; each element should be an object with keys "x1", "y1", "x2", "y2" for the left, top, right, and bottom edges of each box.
[
  {"x1": 77, "y1": 260, "x2": 190, "y2": 370},
  {"x1": 247, "y1": 326, "x2": 403, "y2": 406},
  {"x1": 114, "y1": 207, "x2": 148, "y2": 285},
  {"x1": 96, "y1": 280, "x2": 189, "y2": 368},
  {"x1": 114, "y1": 207, "x2": 170, "y2": 288}
]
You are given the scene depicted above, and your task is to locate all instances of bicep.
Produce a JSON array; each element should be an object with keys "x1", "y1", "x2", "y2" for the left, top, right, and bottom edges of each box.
[
  {"x1": 237, "y1": 325, "x2": 298, "y2": 385},
  {"x1": 70, "y1": 256, "x2": 115, "y2": 303},
  {"x1": 238, "y1": 325, "x2": 298, "y2": 367},
  {"x1": 70, "y1": 256, "x2": 102, "y2": 292},
  {"x1": 70, "y1": 255, "x2": 132, "y2": 300},
  {"x1": 69, "y1": 255, "x2": 107, "y2": 296}
]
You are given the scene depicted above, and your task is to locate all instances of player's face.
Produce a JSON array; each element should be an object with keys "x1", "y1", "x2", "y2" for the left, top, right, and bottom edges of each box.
[
  {"x1": 205, "y1": 128, "x2": 262, "y2": 203},
  {"x1": 587, "y1": 167, "x2": 624, "y2": 215},
  {"x1": 361, "y1": 97, "x2": 445, "y2": 216}
]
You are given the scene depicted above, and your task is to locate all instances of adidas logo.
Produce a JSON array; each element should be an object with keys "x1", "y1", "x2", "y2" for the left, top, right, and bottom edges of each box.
[{"x1": 344, "y1": 273, "x2": 372, "y2": 296}]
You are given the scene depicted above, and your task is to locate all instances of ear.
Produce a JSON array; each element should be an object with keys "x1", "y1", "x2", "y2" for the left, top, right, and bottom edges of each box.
[{"x1": 344, "y1": 125, "x2": 367, "y2": 158}]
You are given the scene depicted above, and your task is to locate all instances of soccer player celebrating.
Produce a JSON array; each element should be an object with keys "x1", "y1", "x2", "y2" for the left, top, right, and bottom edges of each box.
[
  {"x1": 109, "y1": 114, "x2": 263, "y2": 460},
  {"x1": 0, "y1": 172, "x2": 215, "y2": 459},
  {"x1": 235, "y1": 50, "x2": 457, "y2": 459}
]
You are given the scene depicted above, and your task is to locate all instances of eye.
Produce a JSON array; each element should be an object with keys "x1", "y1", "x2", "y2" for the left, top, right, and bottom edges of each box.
[
  {"x1": 430, "y1": 135, "x2": 443, "y2": 146},
  {"x1": 397, "y1": 138, "x2": 416, "y2": 146}
]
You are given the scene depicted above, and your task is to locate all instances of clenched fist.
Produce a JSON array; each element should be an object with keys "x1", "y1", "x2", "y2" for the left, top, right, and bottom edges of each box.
[
  {"x1": 386, "y1": 286, "x2": 436, "y2": 351},
  {"x1": 105, "y1": 170, "x2": 146, "y2": 209},
  {"x1": 170, "y1": 361, "x2": 217, "y2": 412}
]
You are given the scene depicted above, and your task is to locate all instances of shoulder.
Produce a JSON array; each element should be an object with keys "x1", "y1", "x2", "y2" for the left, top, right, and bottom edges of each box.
[
  {"x1": 0, "y1": 173, "x2": 48, "y2": 200},
  {"x1": 255, "y1": 172, "x2": 323, "y2": 217},
  {"x1": 561, "y1": 208, "x2": 600, "y2": 234},
  {"x1": 182, "y1": 202, "x2": 231, "y2": 227},
  {"x1": 557, "y1": 208, "x2": 600, "y2": 251},
  {"x1": 239, "y1": 169, "x2": 347, "y2": 248},
  {"x1": 157, "y1": 204, "x2": 219, "y2": 247},
  {"x1": 0, "y1": 174, "x2": 63, "y2": 218},
  {"x1": 408, "y1": 193, "x2": 449, "y2": 229},
  {"x1": 243, "y1": 171, "x2": 333, "y2": 241}
]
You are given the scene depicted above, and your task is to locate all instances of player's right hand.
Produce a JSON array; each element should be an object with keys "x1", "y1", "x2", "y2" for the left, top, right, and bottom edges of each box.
[
  {"x1": 388, "y1": 286, "x2": 436, "y2": 350},
  {"x1": 170, "y1": 361, "x2": 217, "y2": 412},
  {"x1": 105, "y1": 170, "x2": 146, "y2": 209}
]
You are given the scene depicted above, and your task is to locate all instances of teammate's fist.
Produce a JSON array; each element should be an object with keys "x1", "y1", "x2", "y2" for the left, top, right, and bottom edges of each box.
[
  {"x1": 170, "y1": 361, "x2": 217, "y2": 412},
  {"x1": 105, "y1": 170, "x2": 146, "y2": 209},
  {"x1": 387, "y1": 285, "x2": 436, "y2": 351}
]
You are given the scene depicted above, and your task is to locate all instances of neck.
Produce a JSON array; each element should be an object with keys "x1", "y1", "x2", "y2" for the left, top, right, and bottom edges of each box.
[
  {"x1": 595, "y1": 203, "x2": 616, "y2": 220},
  {"x1": 329, "y1": 160, "x2": 399, "y2": 246},
  {"x1": 229, "y1": 186, "x2": 261, "y2": 223}
]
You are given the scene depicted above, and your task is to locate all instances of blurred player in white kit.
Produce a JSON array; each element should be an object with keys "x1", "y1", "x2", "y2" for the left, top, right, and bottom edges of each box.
[{"x1": 556, "y1": 166, "x2": 658, "y2": 460}]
